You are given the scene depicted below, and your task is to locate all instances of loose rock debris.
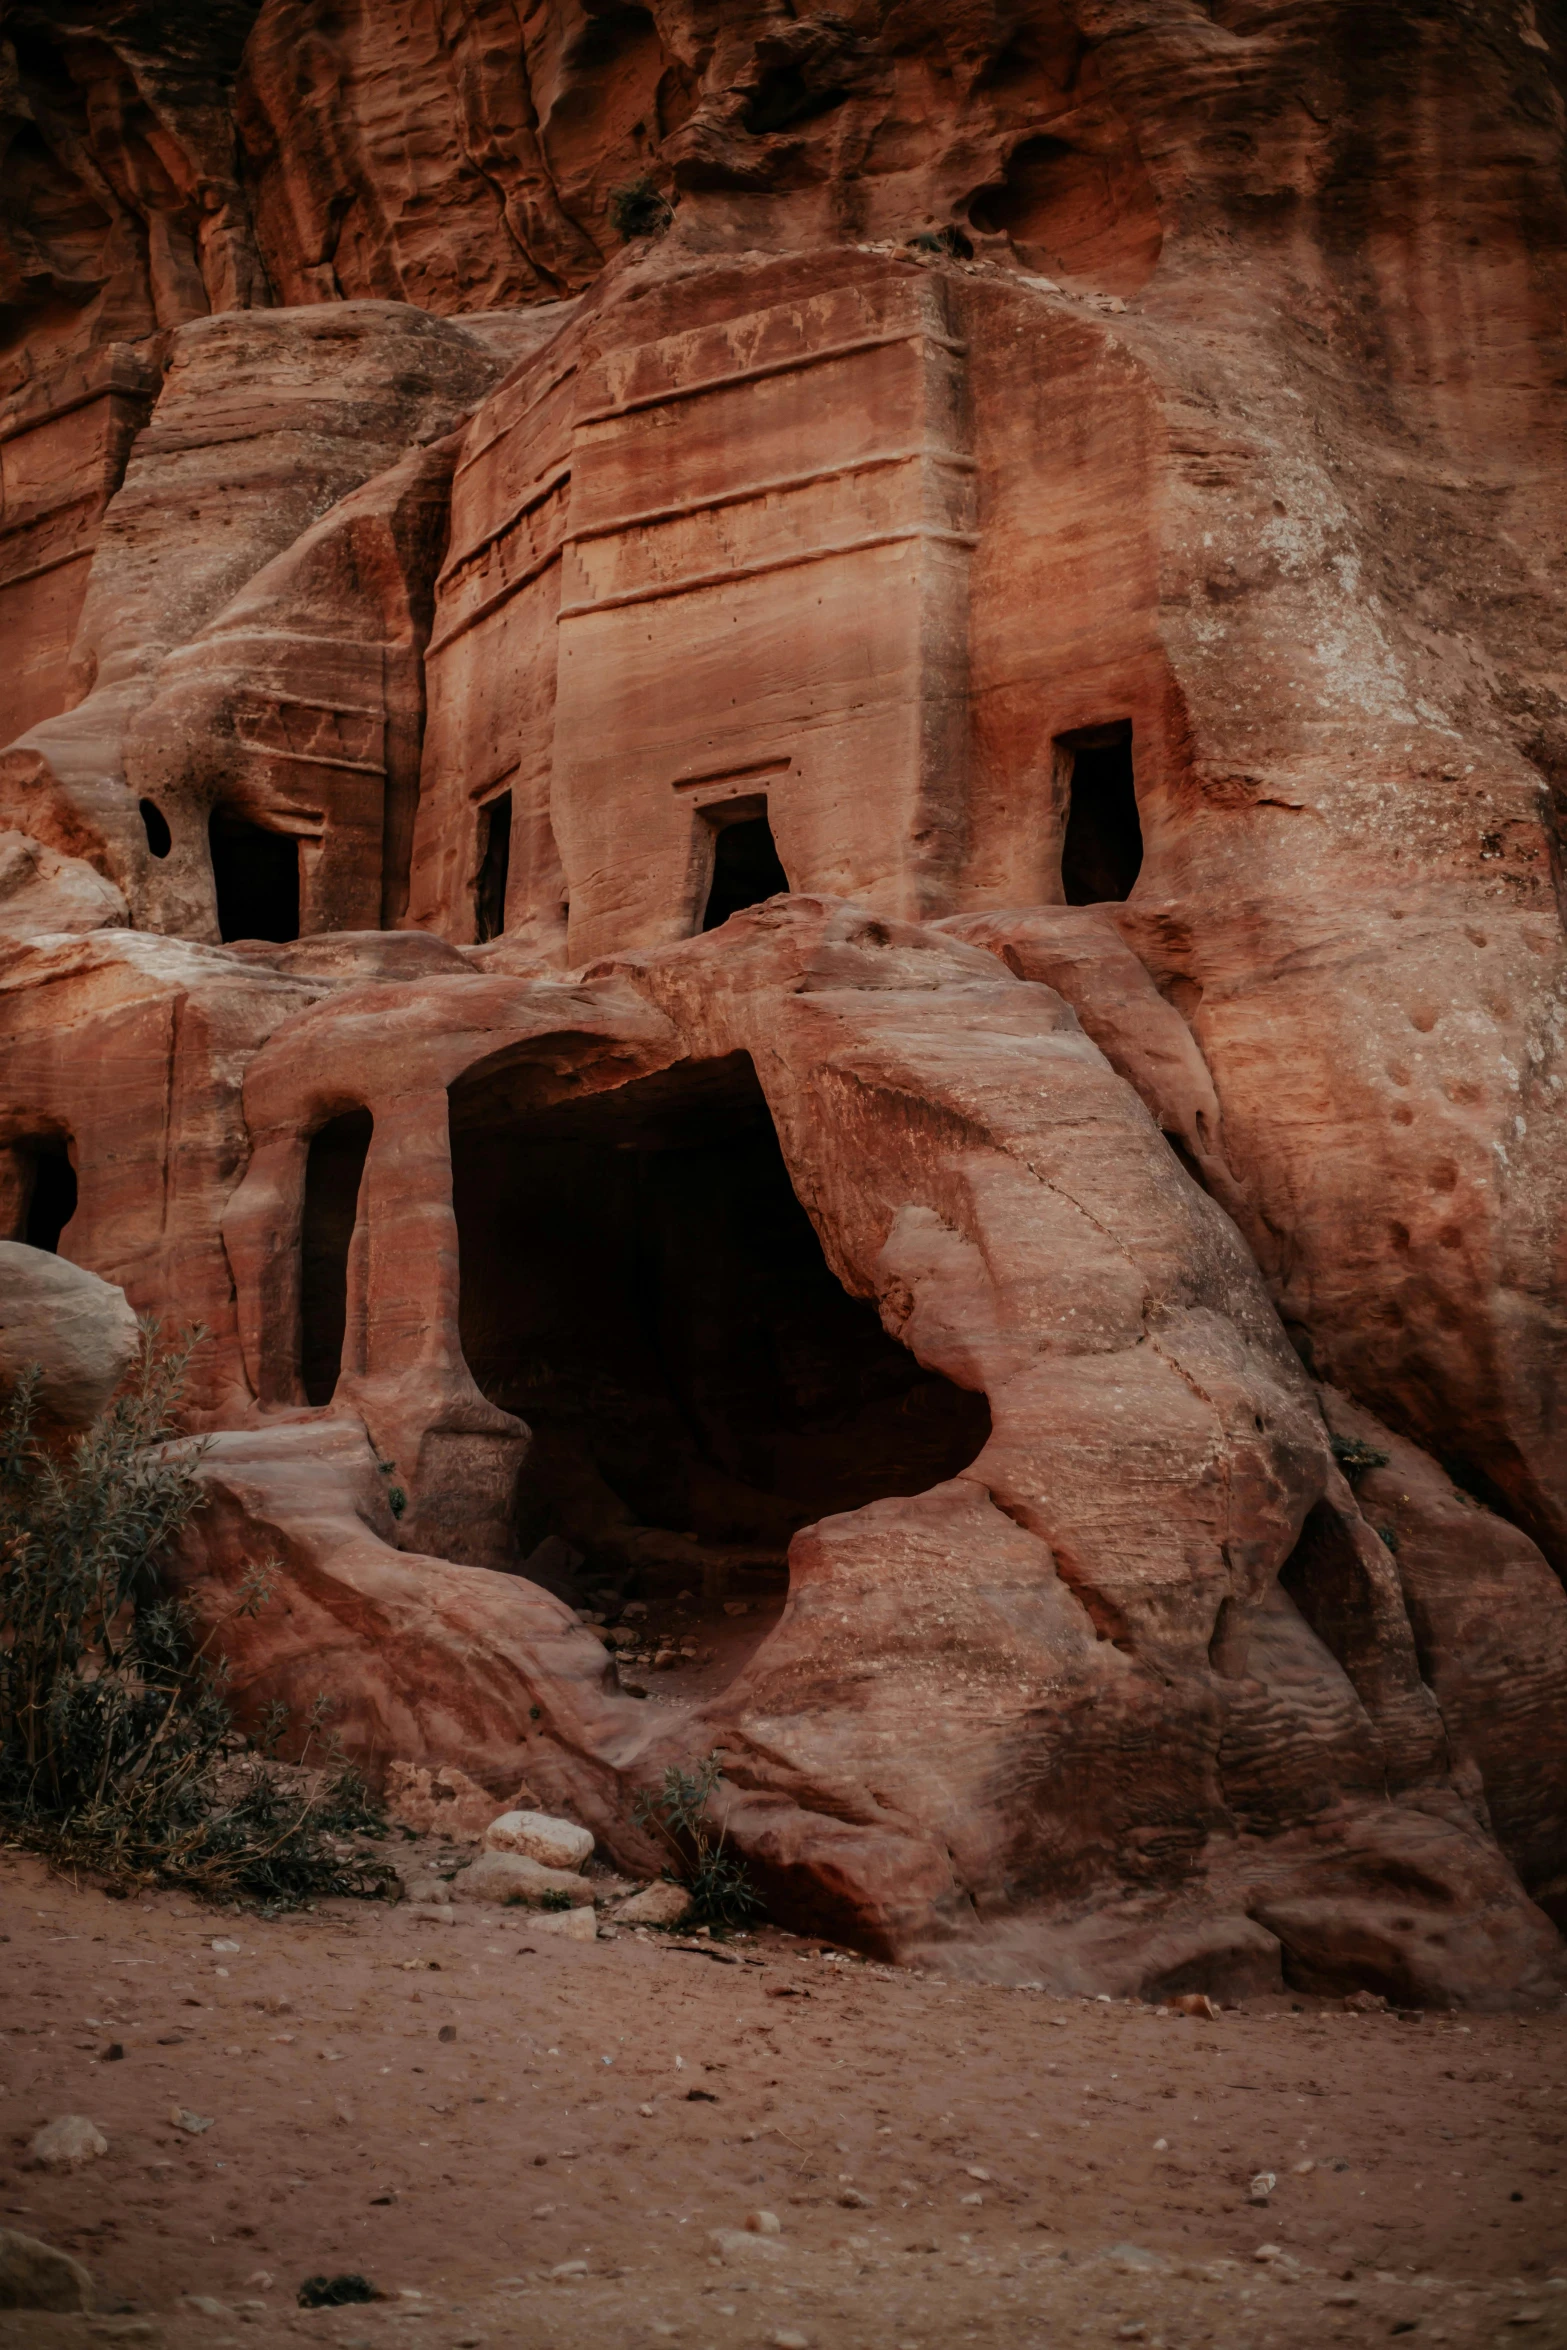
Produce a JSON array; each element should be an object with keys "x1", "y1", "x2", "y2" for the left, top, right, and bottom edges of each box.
[{"x1": 0, "y1": 1849, "x2": 1563, "y2": 2347}]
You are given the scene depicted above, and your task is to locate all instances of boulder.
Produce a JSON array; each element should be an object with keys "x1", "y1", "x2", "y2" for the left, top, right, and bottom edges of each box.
[
  {"x1": 614, "y1": 1881, "x2": 696, "y2": 1929},
  {"x1": 528, "y1": 1904, "x2": 599, "y2": 1943},
  {"x1": 26, "y1": 2117, "x2": 107, "y2": 2173},
  {"x1": 0, "y1": 1245, "x2": 138, "y2": 1430},
  {"x1": 0, "y1": 2228, "x2": 94, "y2": 2313},
  {"x1": 707, "y1": 2227, "x2": 787, "y2": 2266},
  {"x1": 483, "y1": 1810, "x2": 594, "y2": 1870},
  {"x1": 452, "y1": 1851, "x2": 596, "y2": 1908}
]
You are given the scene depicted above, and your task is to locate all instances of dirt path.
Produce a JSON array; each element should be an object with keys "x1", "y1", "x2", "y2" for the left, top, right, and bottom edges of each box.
[{"x1": 2, "y1": 1849, "x2": 1564, "y2": 2349}]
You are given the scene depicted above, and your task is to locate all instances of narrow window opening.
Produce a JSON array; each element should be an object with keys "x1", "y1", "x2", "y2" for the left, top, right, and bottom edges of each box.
[
  {"x1": 209, "y1": 809, "x2": 300, "y2": 943},
  {"x1": 139, "y1": 799, "x2": 171, "y2": 858},
  {"x1": 475, "y1": 792, "x2": 512, "y2": 943},
  {"x1": 1060, "y1": 725, "x2": 1142, "y2": 905},
  {"x1": 701, "y1": 808, "x2": 789, "y2": 931},
  {"x1": 300, "y1": 1108, "x2": 372, "y2": 1407},
  {"x1": 20, "y1": 1137, "x2": 77, "y2": 1253}
]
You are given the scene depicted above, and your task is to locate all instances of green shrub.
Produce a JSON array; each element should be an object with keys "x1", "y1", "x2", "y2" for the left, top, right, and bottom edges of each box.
[
  {"x1": 0, "y1": 1324, "x2": 394, "y2": 1905},
  {"x1": 907, "y1": 225, "x2": 973, "y2": 260},
  {"x1": 1330, "y1": 1434, "x2": 1390, "y2": 1481},
  {"x1": 608, "y1": 175, "x2": 673, "y2": 239},
  {"x1": 632, "y1": 1749, "x2": 762, "y2": 1929}
]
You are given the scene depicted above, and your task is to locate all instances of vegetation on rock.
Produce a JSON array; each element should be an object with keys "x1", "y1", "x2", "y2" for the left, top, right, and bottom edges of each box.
[
  {"x1": 0, "y1": 1326, "x2": 393, "y2": 1905},
  {"x1": 633, "y1": 1750, "x2": 762, "y2": 1929}
]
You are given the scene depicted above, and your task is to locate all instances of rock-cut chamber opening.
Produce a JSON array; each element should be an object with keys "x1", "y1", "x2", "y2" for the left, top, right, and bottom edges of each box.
[
  {"x1": 449, "y1": 1050, "x2": 990, "y2": 1692},
  {"x1": 1060, "y1": 723, "x2": 1142, "y2": 905},
  {"x1": 209, "y1": 809, "x2": 300, "y2": 943},
  {"x1": 475, "y1": 791, "x2": 511, "y2": 943},
  {"x1": 700, "y1": 806, "x2": 789, "y2": 931},
  {"x1": 4, "y1": 1134, "x2": 77, "y2": 1252},
  {"x1": 299, "y1": 1108, "x2": 372, "y2": 1407}
]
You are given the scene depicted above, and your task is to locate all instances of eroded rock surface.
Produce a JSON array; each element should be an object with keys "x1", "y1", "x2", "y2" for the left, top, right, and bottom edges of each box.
[
  {"x1": 0, "y1": 0, "x2": 1563, "y2": 2001},
  {"x1": 0, "y1": 1240, "x2": 138, "y2": 1428}
]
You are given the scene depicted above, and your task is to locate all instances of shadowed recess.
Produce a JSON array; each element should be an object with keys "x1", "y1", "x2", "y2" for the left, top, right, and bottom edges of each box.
[
  {"x1": 448, "y1": 1050, "x2": 990, "y2": 1598},
  {"x1": 1061, "y1": 725, "x2": 1142, "y2": 906},
  {"x1": 209, "y1": 809, "x2": 300, "y2": 943},
  {"x1": 139, "y1": 798, "x2": 171, "y2": 858},
  {"x1": 475, "y1": 792, "x2": 511, "y2": 943},
  {"x1": 300, "y1": 1109, "x2": 372, "y2": 1407},
  {"x1": 10, "y1": 1136, "x2": 78, "y2": 1253},
  {"x1": 701, "y1": 810, "x2": 790, "y2": 931}
]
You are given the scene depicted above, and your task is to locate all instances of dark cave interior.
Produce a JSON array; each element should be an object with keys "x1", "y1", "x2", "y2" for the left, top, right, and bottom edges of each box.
[{"x1": 449, "y1": 1050, "x2": 990, "y2": 1638}]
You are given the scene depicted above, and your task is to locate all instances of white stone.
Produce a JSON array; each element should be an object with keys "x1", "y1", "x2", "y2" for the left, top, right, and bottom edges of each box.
[
  {"x1": 484, "y1": 1810, "x2": 594, "y2": 1870},
  {"x1": 612, "y1": 1880, "x2": 694, "y2": 1928},
  {"x1": 529, "y1": 1904, "x2": 598, "y2": 1943},
  {"x1": 453, "y1": 1850, "x2": 595, "y2": 1907},
  {"x1": 0, "y1": 1245, "x2": 138, "y2": 1430},
  {"x1": 707, "y1": 2228, "x2": 786, "y2": 2266},
  {"x1": 27, "y1": 2117, "x2": 107, "y2": 2173},
  {"x1": 403, "y1": 1875, "x2": 452, "y2": 1905}
]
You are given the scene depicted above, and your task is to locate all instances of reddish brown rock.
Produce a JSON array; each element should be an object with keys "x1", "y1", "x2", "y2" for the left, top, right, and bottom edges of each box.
[
  {"x1": 0, "y1": 928, "x2": 320, "y2": 1417},
  {"x1": 0, "y1": 0, "x2": 1562, "y2": 2001},
  {"x1": 0, "y1": 1240, "x2": 138, "y2": 1429},
  {"x1": 0, "y1": 345, "x2": 161, "y2": 747},
  {"x1": 384, "y1": 1759, "x2": 537, "y2": 1844},
  {"x1": 1320, "y1": 1385, "x2": 1567, "y2": 1931},
  {"x1": 0, "y1": 303, "x2": 510, "y2": 910}
]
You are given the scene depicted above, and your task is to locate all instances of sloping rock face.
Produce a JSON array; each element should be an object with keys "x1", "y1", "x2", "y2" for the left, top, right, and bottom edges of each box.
[{"x1": 0, "y1": 0, "x2": 1564, "y2": 2003}]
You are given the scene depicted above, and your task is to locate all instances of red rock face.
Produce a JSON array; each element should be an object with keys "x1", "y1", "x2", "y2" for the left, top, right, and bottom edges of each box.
[{"x1": 0, "y1": 0, "x2": 1564, "y2": 2001}]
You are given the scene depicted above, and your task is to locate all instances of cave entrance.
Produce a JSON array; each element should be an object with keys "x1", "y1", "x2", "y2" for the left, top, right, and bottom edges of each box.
[
  {"x1": 4, "y1": 1134, "x2": 77, "y2": 1251},
  {"x1": 1059, "y1": 723, "x2": 1142, "y2": 905},
  {"x1": 475, "y1": 791, "x2": 511, "y2": 943},
  {"x1": 449, "y1": 1050, "x2": 990, "y2": 1698},
  {"x1": 210, "y1": 809, "x2": 300, "y2": 943},
  {"x1": 700, "y1": 802, "x2": 789, "y2": 931},
  {"x1": 300, "y1": 1108, "x2": 372, "y2": 1407}
]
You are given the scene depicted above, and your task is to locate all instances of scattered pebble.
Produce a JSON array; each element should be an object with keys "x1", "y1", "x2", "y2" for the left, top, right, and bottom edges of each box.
[{"x1": 27, "y1": 2116, "x2": 107, "y2": 2172}]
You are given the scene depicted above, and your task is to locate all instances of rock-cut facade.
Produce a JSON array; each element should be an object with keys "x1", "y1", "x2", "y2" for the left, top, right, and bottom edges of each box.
[{"x1": 1, "y1": 0, "x2": 1565, "y2": 2003}]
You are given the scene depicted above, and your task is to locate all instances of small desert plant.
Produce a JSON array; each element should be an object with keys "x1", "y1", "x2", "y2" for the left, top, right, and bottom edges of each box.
[
  {"x1": 539, "y1": 1886, "x2": 574, "y2": 1912},
  {"x1": 633, "y1": 1749, "x2": 762, "y2": 1928},
  {"x1": 0, "y1": 1324, "x2": 394, "y2": 1905},
  {"x1": 1330, "y1": 1434, "x2": 1390, "y2": 1481},
  {"x1": 907, "y1": 224, "x2": 974, "y2": 260},
  {"x1": 298, "y1": 2275, "x2": 379, "y2": 2309},
  {"x1": 608, "y1": 175, "x2": 674, "y2": 240}
]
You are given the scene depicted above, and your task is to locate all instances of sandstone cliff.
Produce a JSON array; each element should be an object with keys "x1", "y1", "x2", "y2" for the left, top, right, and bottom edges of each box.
[{"x1": 1, "y1": 0, "x2": 1564, "y2": 2003}]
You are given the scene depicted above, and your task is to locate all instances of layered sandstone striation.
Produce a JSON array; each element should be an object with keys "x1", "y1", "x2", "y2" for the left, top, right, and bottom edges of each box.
[{"x1": 0, "y1": 0, "x2": 1564, "y2": 2003}]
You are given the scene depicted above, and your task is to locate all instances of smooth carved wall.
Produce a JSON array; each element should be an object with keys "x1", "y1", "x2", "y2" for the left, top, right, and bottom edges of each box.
[{"x1": 411, "y1": 250, "x2": 1175, "y2": 963}]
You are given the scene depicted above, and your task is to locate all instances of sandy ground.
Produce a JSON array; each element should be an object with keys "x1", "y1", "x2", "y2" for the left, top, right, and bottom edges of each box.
[{"x1": 2, "y1": 1847, "x2": 1565, "y2": 2350}]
